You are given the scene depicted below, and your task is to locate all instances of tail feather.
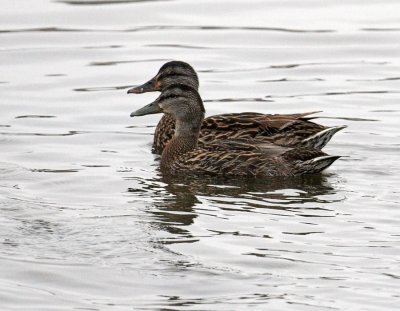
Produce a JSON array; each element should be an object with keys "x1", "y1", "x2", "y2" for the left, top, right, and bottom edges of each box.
[
  {"x1": 297, "y1": 110, "x2": 322, "y2": 120},
  {"x1": 300, "y1": 125, "x2": 347, "y2": 149},
  {"x1": 296, "y1": 155, "x2": 341, "y2": 175}
]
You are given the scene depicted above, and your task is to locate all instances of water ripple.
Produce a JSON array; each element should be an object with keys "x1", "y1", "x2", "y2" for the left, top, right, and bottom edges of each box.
[
  {"x1": 279, "y1": 89, "x2": 400, "y2": 99},
  {"x1": 73, "y1": 85, "x2": 131, "y2": 92},
  {"x1": 88, "y1": 58, "x2": 168, "y2": 66},
  {"x1": 57, "y1": 0, "x2": 173, "y2": 5},
  {"x1": 2, "y1": 0, "x2": 400, "y2": 309},
  {"x1": 15, "y1": 115, "x2": 56, "y2": 119},
  {"x1": 204, "y1": 97, "x2": 273, "y2": 103},
  {"x1": 0, "y1": 25, "x2": 336, "y2": 34}
]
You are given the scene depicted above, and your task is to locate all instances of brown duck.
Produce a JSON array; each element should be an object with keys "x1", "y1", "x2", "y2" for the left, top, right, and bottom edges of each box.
[
  {"x1": 130, "y1": 84, "x2": 341, "y2": 177},
  {"x1": 127, "y1": 61, "x2": 346, "y2": 155}
]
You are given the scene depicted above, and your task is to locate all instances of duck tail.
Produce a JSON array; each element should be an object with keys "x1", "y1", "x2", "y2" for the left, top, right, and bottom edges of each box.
[
  {"x1": 300, "y1": 125, "x2": 347, "y2": 149},
  {"x1": 295, "y1": 155, "x2": 341, "y2": 175},
  {"x1": 298, "y1": 110, "x2": 323, "y2": 120}
]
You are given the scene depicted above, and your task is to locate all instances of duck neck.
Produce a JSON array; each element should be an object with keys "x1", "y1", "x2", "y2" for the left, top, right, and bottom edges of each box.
[
  {"x1": 154, "y1": 113, "x2": 175, "y2": 154},
  {"x1": 160, "y1": 115, "x2": 203, "y2": 171}
]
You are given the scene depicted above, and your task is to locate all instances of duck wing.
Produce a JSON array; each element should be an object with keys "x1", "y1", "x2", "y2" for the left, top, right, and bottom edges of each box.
[
  {"x1": 167, "y1": 145, "x2": 340, "y2": 177},
  {"x1": 200, "y1": 111, "x2": 322, "y2": 139},
  {"x1": 152, "y1": 111, "x2": 344, "y2": 155},
  {"x1": 199, "y1": 114, "x2": 333, "y2": 149},
  {"x1": 215, "y1": 111, "x2": 321, "y2": 121},
  {"x1": 199, "y1": 137, "x2": 290, "y2": 157},
  {"x1": 200, "y1": 115, "x2": 278, "y2": 141}
]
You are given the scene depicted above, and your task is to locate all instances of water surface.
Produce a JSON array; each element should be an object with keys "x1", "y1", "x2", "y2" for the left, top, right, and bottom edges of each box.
[{"x1": 1, "y1": 0, "x2": 400, "y2": 310}]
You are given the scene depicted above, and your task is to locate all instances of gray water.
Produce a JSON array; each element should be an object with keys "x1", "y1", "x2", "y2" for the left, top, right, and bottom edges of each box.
[{"x1": 1, "y1": 0, "x2": 400, "y2": 310}]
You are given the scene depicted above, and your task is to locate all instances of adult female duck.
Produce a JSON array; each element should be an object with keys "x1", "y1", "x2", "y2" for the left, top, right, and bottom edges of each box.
[
  {"x1": 127, "y1": 61, "x2": 345, "y2": 155},
  {"x1": 130, "y1": 84, "x2": 340, "y2": 177}
]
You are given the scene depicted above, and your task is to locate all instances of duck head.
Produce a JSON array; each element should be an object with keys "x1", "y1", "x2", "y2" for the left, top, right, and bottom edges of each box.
[
  {"x1": 130, "y1": 84, "x2": 205, "y2": 136},
  {"x1": 127, "y1": 61, "x2": 199, "y2": 94}
]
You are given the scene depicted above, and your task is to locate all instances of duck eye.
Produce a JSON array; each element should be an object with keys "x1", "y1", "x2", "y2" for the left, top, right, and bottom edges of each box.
[{"x1": 165, "y1": 94, "x2": 179, "y2": 100}]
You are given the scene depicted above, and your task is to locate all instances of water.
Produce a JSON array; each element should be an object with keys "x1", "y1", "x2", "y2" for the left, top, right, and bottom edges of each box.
[{"x1": 1, "y1": 0, "x2": 400, "y2": 310}]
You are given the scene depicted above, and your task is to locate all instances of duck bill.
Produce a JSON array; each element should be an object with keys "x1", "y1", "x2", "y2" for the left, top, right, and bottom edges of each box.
[
  {"x1": 127, "y1": 77, "x2": 158, "y2": 94},
  {"x1": 130, "y1": 100, "x2": 162, "y2": 117}
]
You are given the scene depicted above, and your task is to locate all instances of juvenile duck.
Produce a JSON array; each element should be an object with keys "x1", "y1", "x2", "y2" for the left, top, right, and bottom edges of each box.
[
  {"x1": 130, "y1": 84, "x2": 340, "y2": 177},
  {"x1": 127, "y1": 61, "x2": 345, "y2": 155}
]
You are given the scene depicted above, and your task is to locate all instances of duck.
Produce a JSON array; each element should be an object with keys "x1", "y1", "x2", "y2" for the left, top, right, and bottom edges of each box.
[
  {"x1": 127, "y1": 60, "x2": 346, "y2": 155},
  {"x1": 130, "y1": 84, "x2": 341, "y2": 177}
]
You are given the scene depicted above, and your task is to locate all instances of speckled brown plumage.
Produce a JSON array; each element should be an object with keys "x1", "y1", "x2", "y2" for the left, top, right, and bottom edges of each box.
[
  {"x1": 167, "y1": 147, "x2": 339, "y2": 177},
  {"x1": 128, "y1": 60, "x2": 345, "y2": 155},
  {"x1": 130, "y1": 85, "x2": 341, "y2": 177},
  {"x1": 152, "y1": 111, "x2": 329, "y2": 154}
]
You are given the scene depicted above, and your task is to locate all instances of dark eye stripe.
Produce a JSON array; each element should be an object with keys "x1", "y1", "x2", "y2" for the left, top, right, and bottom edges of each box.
[
  {"x1": 161, "y1": 94, "x2": 179, "y2": 100},
  {"x1": 158, "y1": 72, "x2": 184, "y2": 80}
]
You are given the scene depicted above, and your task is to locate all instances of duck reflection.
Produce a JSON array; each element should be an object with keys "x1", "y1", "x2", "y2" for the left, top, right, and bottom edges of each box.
[{"x1": 126, "y1": 172, "x2": 342, "y2": 243}]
